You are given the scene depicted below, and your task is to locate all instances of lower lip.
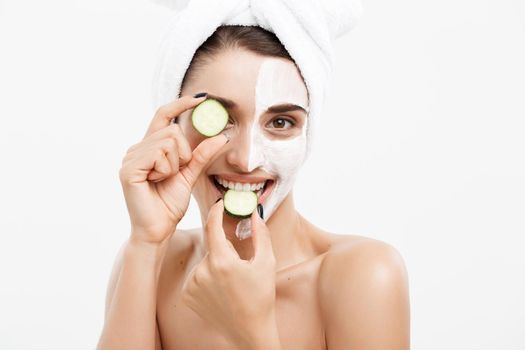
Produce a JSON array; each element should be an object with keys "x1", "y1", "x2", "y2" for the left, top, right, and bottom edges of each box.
[{"x1": 208, "y1": 176, "x2": 275, "y2": 205}]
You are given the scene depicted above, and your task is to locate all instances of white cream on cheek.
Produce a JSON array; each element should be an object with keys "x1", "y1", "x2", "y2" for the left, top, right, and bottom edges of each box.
[{"x1": 235, "y1": 58, "x2": 309, "y2": 239}]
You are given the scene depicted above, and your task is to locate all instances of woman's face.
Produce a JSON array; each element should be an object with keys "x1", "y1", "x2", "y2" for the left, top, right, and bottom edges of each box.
[{"x1": 178, "y1": 49, "x2": 309, "y2": 233}]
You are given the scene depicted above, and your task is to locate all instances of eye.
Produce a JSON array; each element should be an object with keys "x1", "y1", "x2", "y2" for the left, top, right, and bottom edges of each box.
[{"x1": 268, "y1": 117, "x2": 294, "y2": 129}]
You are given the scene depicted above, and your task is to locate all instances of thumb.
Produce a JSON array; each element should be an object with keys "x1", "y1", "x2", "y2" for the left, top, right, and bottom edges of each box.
[
  {"x1": 251, "y1": 204, "x2": 274, "y2": 264},
  {"x1": 178, "y1": 133, "x2": 229, "y2": 189}
]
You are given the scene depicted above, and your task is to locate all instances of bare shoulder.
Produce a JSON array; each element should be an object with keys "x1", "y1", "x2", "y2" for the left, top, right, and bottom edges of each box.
[
  {"x1": 318, "y1": 234, "x2": 409, "y2": 300},
  {"x1": 318, "y1": 234, "x2": 410, "y2": 348},
  {"x1": 319, "y1": 234, "x2": 408, "y2": 285}
]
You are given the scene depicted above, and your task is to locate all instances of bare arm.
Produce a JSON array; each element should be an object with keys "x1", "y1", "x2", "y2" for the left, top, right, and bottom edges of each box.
[
  {"x1": 96, "y1": 94, "x2": 228, "y2": 349},
  {"x1": 320, "y1": 240, "x2": 410, "y2": 349},
  {"x1": 96, "y1": 237, "x2": 167, "y2": 350}
]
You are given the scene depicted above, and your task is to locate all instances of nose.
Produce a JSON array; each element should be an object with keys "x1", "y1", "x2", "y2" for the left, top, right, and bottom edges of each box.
[{"x1": 224, "y1": 124, "x2": 261, "y2": 173}]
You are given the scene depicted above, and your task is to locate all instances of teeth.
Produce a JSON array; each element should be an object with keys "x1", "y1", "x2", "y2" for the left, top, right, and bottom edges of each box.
[{"x1": 214, "y1": 176, "x2": 267, "y2": 192}]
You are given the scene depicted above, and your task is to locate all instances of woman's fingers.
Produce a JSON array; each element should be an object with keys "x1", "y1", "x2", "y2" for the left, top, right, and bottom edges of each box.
[
  {"x1": 125, "y1": 116, "x2": 228, "y2": 186},
  {"x1": 178, "y1": 133, "x2": 229, "y2": 189},
  {"x1": 143, "y1": 94, "x2": 207, "y2": 140},
  {"x1": 163, "y1": 145, "x2": 180, "y2": 178},
  {"x1": 147, "y1": 140, "x2": 179, "y2": 182},
  {"x1": 126, "y1": 125, "x2": 191, "y2": 183},
  {"x1": 204, "y1": 199, "x2": 229, "y2": 257},
  {"x1": 168, "y1": 125, "x2": 192, "y2": 166},
  {"x1": 250, "y1": 208, "x2": 276, "y2": 265},
  {"x1": 130, "y1": 124, "x2": 192, "y2": 167},
  {"x1": 127, "y1": 93, "x2": 225, "y2": 185},
  {"x1": 122, "y1": 141, "x2": 172, "y2": 184},
  {"x1": 204, "y1": 199, "x2": 240, "y2": 266}
]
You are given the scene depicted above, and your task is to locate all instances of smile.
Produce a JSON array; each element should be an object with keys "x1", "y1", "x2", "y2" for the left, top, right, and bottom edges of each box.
[{"x1": 209, "y1": 175, "x2": 275, "y2": 204}]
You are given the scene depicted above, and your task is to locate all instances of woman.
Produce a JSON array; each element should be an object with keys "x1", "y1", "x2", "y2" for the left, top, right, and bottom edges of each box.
[{"x1": 97, "y1": 25, "x2": 410, "y2": 349}]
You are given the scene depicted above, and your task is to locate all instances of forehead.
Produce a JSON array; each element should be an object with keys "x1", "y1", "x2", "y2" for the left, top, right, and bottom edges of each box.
[
  {"x1": 186, "y1": 49, "x2": 308, "y2": 116},
  {"x1": 255, "y1": 57, "x2": 309, "y2": 112}
]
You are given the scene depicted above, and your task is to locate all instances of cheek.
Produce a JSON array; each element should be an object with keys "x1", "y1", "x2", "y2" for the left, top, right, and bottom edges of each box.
[{"x1": 260, "y1": 135, "x2": 307, "y2": 177}]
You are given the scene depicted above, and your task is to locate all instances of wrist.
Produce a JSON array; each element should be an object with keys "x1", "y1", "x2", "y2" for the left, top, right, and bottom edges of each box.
[
  {"x1": 129, "y1": 226, "x2": 173, "y2": 250},
  {"x1": 128, "y1": 234, "x2": 170, "y2": 249},
  {"x1": 129, "y1": 224, "x2": 177, "y2": 247},
  {"x1": 126, "y1": 235, "x2": 170, "y2": 267},
  {"x1": 233, "y1": 310, "x2": 282, "y2": 350}
]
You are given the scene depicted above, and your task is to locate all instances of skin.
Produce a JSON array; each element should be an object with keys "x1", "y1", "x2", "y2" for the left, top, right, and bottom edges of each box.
[{"x1": 97, "y1": 49, "x2": 410, "y2": 350}]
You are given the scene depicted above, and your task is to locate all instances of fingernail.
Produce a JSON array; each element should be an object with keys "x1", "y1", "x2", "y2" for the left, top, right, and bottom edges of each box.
[
  {"x1": 193, "y1": 92, "x2": 208, "y2": 98},
  {"x1": 257, "y1": 203, "x2": 264, "y2": 219}
]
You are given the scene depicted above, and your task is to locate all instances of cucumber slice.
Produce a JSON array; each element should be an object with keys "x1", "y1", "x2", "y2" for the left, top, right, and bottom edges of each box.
[
  {"x1": 223, "y1": 189, "x2": 258, "y2": 219},
  {"x1": 191, "y1": 99, "x2": 229, "y2": 137}
]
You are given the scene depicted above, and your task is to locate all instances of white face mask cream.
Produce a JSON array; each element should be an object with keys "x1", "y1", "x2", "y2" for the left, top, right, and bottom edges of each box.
[{"x1": 235, "y1": 57, "x2": 309, "y2": 240}]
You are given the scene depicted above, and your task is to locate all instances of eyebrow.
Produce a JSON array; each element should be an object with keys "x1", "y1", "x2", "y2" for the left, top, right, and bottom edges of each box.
[{"x1": 206, "y1": 94, "x2": 308, "y2": 115}]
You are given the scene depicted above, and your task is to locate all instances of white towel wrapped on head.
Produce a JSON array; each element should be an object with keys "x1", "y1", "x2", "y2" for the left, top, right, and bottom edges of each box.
[{"x1": 149, "y1": 0, "x2": 363, "y2": 155}]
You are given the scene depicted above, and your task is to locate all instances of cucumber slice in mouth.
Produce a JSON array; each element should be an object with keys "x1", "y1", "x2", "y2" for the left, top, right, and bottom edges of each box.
[
  {"x1": 191, "y1": 99, "x2": 229, "y2": 137},
  {"x1": 210, "y1": 176, "x2": 272, "y2": 219},
  {"x1": 223, "y1": 189, "x2": 258, "y2": 219}
]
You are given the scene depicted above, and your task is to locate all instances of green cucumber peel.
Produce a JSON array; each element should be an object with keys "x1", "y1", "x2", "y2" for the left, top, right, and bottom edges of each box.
[{"x1": 223, "y1": 189, "x2": 258, "y2": 219}]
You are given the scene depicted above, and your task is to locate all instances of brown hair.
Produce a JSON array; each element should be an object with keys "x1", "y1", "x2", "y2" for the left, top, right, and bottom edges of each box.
[{"x1": 180, "y1": 25, "x2": 303, "y2": 92}]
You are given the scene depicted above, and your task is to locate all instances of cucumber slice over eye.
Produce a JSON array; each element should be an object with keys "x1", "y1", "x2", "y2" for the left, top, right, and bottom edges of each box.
[
  {"x1": 223, "y1": 189, "x2": 258, "y2": 219},
  {"x1": 191, "y1": 99, "x2": 229, "y2": 137}
]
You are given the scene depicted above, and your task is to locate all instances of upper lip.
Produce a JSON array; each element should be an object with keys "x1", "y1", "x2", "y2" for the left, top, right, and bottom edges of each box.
[{"x1": 211, "y1": 173, "x2": 274, "y2": 184}]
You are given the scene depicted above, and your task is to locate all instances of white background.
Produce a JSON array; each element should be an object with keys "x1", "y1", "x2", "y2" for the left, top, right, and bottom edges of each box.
[{"x1": 1, "y1": 0, "x2": 524, "y2": 349}]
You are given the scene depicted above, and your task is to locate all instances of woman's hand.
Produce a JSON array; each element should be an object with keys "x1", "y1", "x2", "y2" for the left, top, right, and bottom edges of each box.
[
  {"x1": 119, "y1": 95, "x2": 229, "y2": 245},
  {"x1": 181, "y1": 200, "x2": 278, "y2": 347}
]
